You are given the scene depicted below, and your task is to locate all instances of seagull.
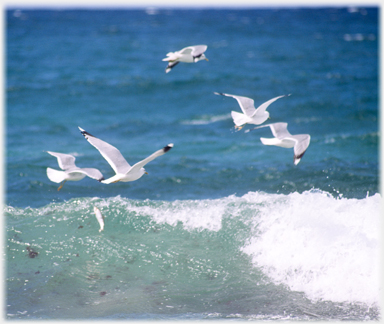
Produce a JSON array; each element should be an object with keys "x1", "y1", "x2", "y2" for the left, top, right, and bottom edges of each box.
[
  {"x1": 246, "y1": 122, "x2": 310, "y2": 165},
  {"x1": 46, "y1": 151, "x2": 104, "y2": 191},
  {"x1": 214, "y1": 92, "x2": 290, "y2": 130},
  {"x1": 94, "y1": 206, "x2": 105, "y2": 232},
  {"x1": 78, "y1": 127, "x2": 174, "y2": 184},
  {"x1": 162, "y1": 45, "x2": 208, "y2": 73}
]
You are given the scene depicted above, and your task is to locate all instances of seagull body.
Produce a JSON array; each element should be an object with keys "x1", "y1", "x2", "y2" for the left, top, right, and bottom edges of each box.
[
  {"x1": 214, "y1": 92, "x2": 289, "y2": 130},
  {"x1": 46, "y1": 151, "x2": 104, "y2": 191},
  {"x1": 78, "y1": 127, "x2": 173, "y2": 184},
  {"x1": 94, "y1": 206, "x2": 105, "y2": 232},
  {"x1": 247, "y1": 122, "x2": 310, "y2": 165},
  {"x1": 162, "y1": 45, "x2": 208, "y2": 73}
]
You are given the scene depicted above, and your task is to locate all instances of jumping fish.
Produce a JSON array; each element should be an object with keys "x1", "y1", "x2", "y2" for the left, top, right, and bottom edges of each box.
[{"x1": 94, "y1": 206, "x2": 105, "y2": 232}]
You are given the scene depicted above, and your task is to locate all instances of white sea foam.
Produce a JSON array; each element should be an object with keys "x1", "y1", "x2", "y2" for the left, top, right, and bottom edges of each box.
[
  {"x1": 123, "y1": 197, "x2": 235, "y2": 232},
  {"x1": 241, "y1": 190, "x2": 382, "y2": 306},
  {"x1": 103, "y1": 190, "x2": 381, "y2": 306},
  {"x1": 181, "y1": 113, "x2": 231, "y2": 125}
]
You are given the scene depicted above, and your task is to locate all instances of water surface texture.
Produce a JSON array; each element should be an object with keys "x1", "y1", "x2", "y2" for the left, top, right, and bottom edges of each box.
[{"x1": 6, "y1": 7, "x2": 380, "y2": 320}]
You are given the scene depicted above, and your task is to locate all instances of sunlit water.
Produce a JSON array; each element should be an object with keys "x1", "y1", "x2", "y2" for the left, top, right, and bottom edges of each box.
[{"x1": 5, "y1": 7, "x2": 380, "y2": 320}]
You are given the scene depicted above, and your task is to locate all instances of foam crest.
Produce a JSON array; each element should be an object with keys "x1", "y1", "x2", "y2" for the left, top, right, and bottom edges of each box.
[
  {"x1": 7, "y1": 190, "x2": 380, "y2": 308},
  {"x1": 105, "y1": 196, "x2": 237, "y2": 232},
  {"x1": 181, "y1": 113, "x2": 231, "y2": 125},
  {"x1": 241, "y1": 190, "x2": 381, "y2": 306}
]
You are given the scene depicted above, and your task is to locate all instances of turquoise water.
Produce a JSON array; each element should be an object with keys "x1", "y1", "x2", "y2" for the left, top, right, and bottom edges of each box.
[{"x1": 5, "y1": 7, "x2": 380, "y2": 320}]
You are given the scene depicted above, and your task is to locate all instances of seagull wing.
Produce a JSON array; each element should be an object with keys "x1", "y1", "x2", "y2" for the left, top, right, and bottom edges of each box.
[
  {"x1": 267, "y1": 122, "x2": 292, "y2": 139},
  {"x1": 179, "y1": 46, "x2": 194, "y2": 55},
  {"x1": 254, "y1": 95, "x2": 289, "y2": 117},
  {"x1": 191, "y1": 45, "x2": 207, "y2": 56},
  {"x1": 78, "y1": 127, "x2": 131, "y2": 175},
  {"x1": 214, "y1": 93, "x2": 256, "y2": 117},
  {"x1": 293, "y1": 134, "x2": 311, "y2": 160},
  {"x1": 69, "y1": 168, "x2": 104, "y2": 181},
  {"x1": 47, "y1": 151, "x2": 77, "y2": 170},
  {"x1": 129, "y1": 144, "x2": 173, "y2": 173},
  {"x1": 165, "y1": 61, "x2": 180, "y2": 73}
]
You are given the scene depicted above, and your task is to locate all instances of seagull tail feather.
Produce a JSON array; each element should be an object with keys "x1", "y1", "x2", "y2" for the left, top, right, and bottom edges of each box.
[
  {"x1": 46, "y1": 168, "x2": 67, "y2": 183},
  {"x1": 231, "y1": 111, "x2": 248, "y2": 128}
]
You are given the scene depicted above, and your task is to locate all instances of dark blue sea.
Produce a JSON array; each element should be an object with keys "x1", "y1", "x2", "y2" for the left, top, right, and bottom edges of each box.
[{"x1": 5, "y1": 7, "x2": 380, "y2": 320}]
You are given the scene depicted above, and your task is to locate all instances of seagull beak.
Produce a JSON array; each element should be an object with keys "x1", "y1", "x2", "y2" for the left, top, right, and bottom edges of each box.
[
  {"x1": 205, "y1": 58, "x2": 209, "y2": 61},
  {"x1": 145, "y1": 171, "x2": 149, "y2": 175}
]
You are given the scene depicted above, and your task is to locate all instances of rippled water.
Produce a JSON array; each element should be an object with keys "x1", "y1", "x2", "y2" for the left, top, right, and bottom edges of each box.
[{"x1": 5, "y1": 7, "x2": 380, "y2": 320}]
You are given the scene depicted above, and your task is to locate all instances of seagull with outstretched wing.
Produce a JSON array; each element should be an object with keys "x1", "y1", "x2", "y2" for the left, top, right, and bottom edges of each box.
[
  {"x1": 163, "y1": 45, "x2": 208, "y2": 73},
  {"x1": 214, "y1": 92, "x2": 289, "y2": 130},
  {"x1": 78, "y1": 127, "x2": 173, "y2": 184},
  {"x1": 246, "y1": 122, "x2": 310, "y2": 165},
  {"x1": 46, "y1": 151, "x2": 104, "y2": 191}
]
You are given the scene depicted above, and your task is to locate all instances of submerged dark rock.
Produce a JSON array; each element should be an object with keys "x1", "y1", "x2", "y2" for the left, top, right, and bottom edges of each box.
[{"x1": 26, "y1": 246, "x2": 38, "y2": 258}]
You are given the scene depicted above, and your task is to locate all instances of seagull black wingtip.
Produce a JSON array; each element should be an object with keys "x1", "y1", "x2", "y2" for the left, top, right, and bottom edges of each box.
[
  {"x1": 164, "y1": 143, "x2": 174, "y2": 153},
  {"x1": 295, "y1": 151, "x2": 306, "y2": 160},
  {"x1": 78, "y1": 126, "x2": 94, "y2": 137}
]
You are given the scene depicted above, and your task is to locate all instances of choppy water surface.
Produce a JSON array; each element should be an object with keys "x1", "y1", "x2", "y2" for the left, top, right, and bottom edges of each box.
[{"x1": 6, "y1": 7, "x2": 380, "y2": 320}]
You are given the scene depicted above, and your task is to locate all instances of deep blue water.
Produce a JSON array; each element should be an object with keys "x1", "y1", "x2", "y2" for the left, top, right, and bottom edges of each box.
[{"x1": 5, "y1": 7, "x2": 380, "y2": 320}]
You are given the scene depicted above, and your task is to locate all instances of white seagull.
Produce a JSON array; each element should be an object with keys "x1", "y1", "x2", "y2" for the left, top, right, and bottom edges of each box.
[
  {"x1": 246, "y1": 122, "x2": 310, "y2": 165},
  {"x1": 78, "y1": 127, "x2": 174, "y2": 184},
  {"x1": 162, "y1": 45, "x2": 208, "y2": 73},
  {"x1": 214, "y1": 92, "x2": 290, "y2": 130},
  {"x1": 46, "y1": 151, "x2": 104, "y2": 191},
  {"x1": 94, "y1": 206, "x2": 105, "y2": 232}
]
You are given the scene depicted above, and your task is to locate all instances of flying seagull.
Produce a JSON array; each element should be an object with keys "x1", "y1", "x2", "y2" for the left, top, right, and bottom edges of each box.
[
  {"x1": 214, "y1": 92, "x2": 289, "y2": 130},
  {"x1": 46, "y1": 151, "x2": 104, "y2": 191},
  {"x1": 162, "y1": 45, "x2": 208, "y2": 73},
  {"x1": 246, "y1": 122, "x2": 310, "y2": 165},
  {"x1": 78, "y1": 127, "x2": 173, "y2": 184}
]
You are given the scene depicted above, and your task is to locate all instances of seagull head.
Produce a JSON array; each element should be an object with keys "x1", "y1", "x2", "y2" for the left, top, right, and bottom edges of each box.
[{"x1": 194, "y1": 54, "x2": 208, "y2": 62}]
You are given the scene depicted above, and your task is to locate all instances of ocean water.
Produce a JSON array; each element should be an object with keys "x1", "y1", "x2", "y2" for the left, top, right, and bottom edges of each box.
[{"x1": 5, "y1": 7, "x2": 380, "y2": 320}]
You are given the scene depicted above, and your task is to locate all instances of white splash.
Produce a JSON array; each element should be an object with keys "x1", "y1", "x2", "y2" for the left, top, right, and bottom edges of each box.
[
  {"x1": 241, "y1": 190, "x2": 381, "y2": 306},
  {"x1": 102, "y1": 189, "x2": 381, "y2": 306},
  {"x1": 127, "y1": 198, "x2": 233, "y2": 232}
]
